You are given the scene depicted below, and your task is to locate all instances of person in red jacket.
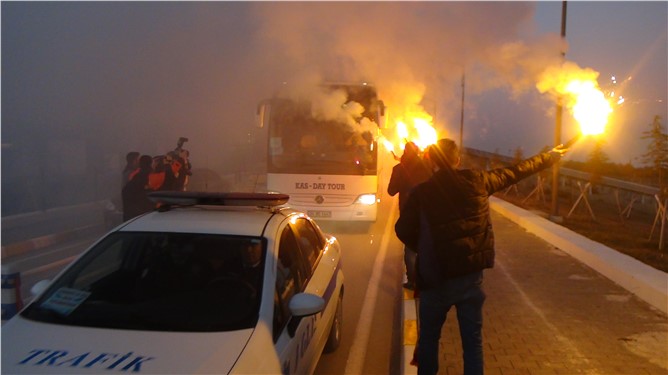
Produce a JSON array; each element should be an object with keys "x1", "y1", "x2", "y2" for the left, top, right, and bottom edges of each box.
[{"x1": 395, "y1": 138, "x2": 568, "y2": 375}]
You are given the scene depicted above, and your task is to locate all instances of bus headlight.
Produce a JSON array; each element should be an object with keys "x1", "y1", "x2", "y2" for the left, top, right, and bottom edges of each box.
[{"x1": 355, "y1": 194, "x2": 377, "y2": 206}]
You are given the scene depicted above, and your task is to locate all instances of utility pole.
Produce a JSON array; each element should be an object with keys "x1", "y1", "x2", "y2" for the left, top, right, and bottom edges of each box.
[
  {"x1": 550, "y1": 1, "x2": 567, "y2": 222},
  {"x1": 460, "y1": 70, "x2": 466, "y2": 152}
]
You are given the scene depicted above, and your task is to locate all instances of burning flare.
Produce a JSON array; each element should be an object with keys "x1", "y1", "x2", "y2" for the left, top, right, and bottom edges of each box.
[
  {"x1": 537, "y1": 62, "x2": 613, "y2": 137},
  {"x1": 412, "y1": 119, "x2": 438, "y2": 150},
  {"x1": 395, "y1": 118, "x2": 438, "y2": 151},
  {"x1": 564, "y1": 79, "x2": 612, "y2": 136}
]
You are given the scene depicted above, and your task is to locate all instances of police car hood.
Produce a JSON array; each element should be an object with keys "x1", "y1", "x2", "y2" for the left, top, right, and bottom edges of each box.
[{"x1": 2, "y1": 316, "x2": 256, "y2": 374}]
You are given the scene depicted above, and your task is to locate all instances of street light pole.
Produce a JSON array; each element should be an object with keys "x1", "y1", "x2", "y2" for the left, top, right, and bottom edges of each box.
[
  {"x1": 460, "y1": 70, "x2": 466, "y2": 151},
  {"x1": 550, "y1": 1, "x2": 568, "y2": 222}
]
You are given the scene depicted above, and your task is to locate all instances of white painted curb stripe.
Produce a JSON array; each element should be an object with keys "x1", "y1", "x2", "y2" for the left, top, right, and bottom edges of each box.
[{"x1": 345, "y1": 198, "x2": 398, "y2": 374}]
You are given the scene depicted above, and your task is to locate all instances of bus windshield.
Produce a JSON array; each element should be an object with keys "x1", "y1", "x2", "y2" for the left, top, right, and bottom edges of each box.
[{"x1": 266, "y1": 86, "x2": 380, "y2": 176}]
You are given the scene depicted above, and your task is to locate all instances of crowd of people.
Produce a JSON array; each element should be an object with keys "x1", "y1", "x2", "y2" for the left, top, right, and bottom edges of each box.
[{"x1": 121, "y1": 139, "x2": 192, "y2": 222}]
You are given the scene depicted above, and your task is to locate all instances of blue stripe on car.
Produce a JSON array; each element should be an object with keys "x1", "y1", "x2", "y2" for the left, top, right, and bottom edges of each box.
[{"x1": 321, "y1": 262, "x2": 341, "y2": 307}]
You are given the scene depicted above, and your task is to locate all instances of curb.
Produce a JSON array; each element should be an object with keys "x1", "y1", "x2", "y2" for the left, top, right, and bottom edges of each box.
[
  {"x1": 489, "y1": 196, "x2": 668, "y2": 315},
  {"x1": 402, "y1": 288, "x2": 418, "y2": 374}
]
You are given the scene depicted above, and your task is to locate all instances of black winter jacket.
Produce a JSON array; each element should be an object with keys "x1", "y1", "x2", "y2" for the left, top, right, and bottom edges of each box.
[
  {"x1": 387, "y1": 155, "x2": 432, "y2": 211},
  {"x1": 394, "y1": 151, "x2": 560, "y2": 289}
]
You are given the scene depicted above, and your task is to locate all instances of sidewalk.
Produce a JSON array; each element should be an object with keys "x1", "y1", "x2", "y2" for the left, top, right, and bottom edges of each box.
[{"x1": 402, "y1": 198, "x2": 668, "y2": 374}]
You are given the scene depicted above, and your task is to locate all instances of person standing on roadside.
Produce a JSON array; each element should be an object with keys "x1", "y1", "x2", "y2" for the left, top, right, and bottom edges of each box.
[
  {"x1": 122, "y1": 151, "x2": 140, "y2": 188},
  {"x1": 122, "y1": 154, "x2": 155, "y2": 221},
  {"x1": 115, "y1": 151, "x2": 140, "y2": 218},
  {"x1": 388, "y1": 141, "x2": 432, "y2": 290},
  {"x1": 395, "y1": 138, "x2": 568, "y2": 375}
]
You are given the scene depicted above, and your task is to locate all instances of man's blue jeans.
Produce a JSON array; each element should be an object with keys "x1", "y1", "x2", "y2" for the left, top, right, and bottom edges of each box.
[{"x1": 417, "y1": 271, "x2": 486, "y2": 375}]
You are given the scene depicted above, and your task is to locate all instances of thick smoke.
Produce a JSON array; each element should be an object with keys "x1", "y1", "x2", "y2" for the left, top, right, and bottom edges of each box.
[
  {"x1": 248, "y1": 2, "x2": 566, "y2": 135},
  {"x1": 8, "y1": 2, "x2": 658, "y2": 216}
]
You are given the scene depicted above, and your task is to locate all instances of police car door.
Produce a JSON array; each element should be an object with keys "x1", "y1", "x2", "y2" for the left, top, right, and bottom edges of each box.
[{"x1": 273, "y1": 223, "x2": 316, "y2": 374}]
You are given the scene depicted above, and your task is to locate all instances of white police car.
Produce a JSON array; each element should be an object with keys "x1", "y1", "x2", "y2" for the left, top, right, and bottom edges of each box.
[{"x1": 2, "y1": 192, "x2": 344, "y2": 374}]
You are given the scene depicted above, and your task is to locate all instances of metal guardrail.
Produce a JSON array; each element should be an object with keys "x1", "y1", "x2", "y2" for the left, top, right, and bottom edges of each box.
[
  {"x1": 558, "y1": 167, "x2": 660, "y2": 196},
  {"x1": 464, "y1": 147, "x2": 666, "y2": 250},
  {"x1": 463, "y1": 147, "x2": 661, "y2": 198}
]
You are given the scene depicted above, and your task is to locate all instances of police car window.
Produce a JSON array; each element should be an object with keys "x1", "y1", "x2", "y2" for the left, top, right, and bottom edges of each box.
[
  {"x1": 292, "y1": 218, "x2": 323, "y2": 272},
  {"x1": 274, "y1": 226, "x2": 304, "y2": 341},
  {"x1": 21, "y1": 232, "x2": 264, "y2": 333}
]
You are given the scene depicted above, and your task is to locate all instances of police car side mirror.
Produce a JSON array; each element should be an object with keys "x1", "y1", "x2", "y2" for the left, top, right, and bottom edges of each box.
[
  {"x1": 31, "y1": 279, "x2": 51, "y2": 296},
  {"x1": 287, "y1": 293, "x2": 325, "y2": 337},
  {"x1": 289, "y1": 293, "x2": 325, "y2": 317}
]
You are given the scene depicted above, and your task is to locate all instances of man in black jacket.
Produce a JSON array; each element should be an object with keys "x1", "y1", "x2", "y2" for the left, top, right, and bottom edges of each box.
[{"x1": 395, "y1": 138, "x2": 567, "y2": 375}]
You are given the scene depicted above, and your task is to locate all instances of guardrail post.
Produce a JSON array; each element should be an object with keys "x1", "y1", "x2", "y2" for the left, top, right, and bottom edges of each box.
[
  {"x1": 649, "y1": 194, "x2": 667, "y2": 251},
  {"x1": 2, "y1": 264, "x2": 24, "y2": 322},
  {"x1": 660, "y1": 197, "x2": 666, "y2": 251},
  {"x1": 567, "y1": 181, "x2": 596, "y2": 221}
]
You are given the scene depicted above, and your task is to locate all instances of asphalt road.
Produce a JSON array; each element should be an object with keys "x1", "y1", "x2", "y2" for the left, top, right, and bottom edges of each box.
[{"x1": 314, "y1": 194, "x2": 404, "y2": 375}]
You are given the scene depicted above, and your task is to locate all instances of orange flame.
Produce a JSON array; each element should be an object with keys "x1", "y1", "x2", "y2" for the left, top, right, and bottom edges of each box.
[
  {"x1": 390, "y1": 111, "x2": 438, "y2": 155},
  {"x1": 537, "y1": 62, "x2": 613, "y2": 137},
  {"x1": 565, "y1": 79, "x2": 612, "y2": 136}
]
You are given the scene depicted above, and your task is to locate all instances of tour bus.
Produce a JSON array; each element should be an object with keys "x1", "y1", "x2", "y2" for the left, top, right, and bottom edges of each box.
[{"x1": 257, "y1": 83, "x2": 386, "y2": 222}]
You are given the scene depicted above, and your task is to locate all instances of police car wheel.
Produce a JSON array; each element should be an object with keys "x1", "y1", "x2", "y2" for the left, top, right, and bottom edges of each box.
[{"x1": 323, "y1": 292, "x2": 343, "y2": 353}]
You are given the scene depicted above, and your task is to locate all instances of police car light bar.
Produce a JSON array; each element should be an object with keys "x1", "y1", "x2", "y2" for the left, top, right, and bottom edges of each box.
[{"x1": 148, "y1": 191, "x2": 290, "y2": 207}]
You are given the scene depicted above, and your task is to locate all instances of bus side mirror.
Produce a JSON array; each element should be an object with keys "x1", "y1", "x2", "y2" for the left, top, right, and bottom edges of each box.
[
  {"x1": 256, "y1": 100, "x2": 271, "y2": 129},
  {"x1": 377, "y1": 100, "x2": 387, "y2": 129}
]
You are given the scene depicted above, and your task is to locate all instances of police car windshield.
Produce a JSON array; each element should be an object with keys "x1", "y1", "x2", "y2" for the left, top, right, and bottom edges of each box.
[{"x1": 22, "y1": 232, "x2": 265, "y2": 332}]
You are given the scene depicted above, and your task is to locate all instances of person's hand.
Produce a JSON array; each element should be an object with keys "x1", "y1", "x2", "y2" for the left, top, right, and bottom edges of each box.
[
  {"x1": 391, "y1": 151, "x2": 400, "y2": 161},
  {"x1": 550, "y1": 144, "x2": 568, "y2": 157}
]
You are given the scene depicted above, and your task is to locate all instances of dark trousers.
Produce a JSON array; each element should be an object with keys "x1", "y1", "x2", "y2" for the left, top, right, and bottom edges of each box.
[{"x1": 418, "y1": 271, "x2": 486, "y2": 375}]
